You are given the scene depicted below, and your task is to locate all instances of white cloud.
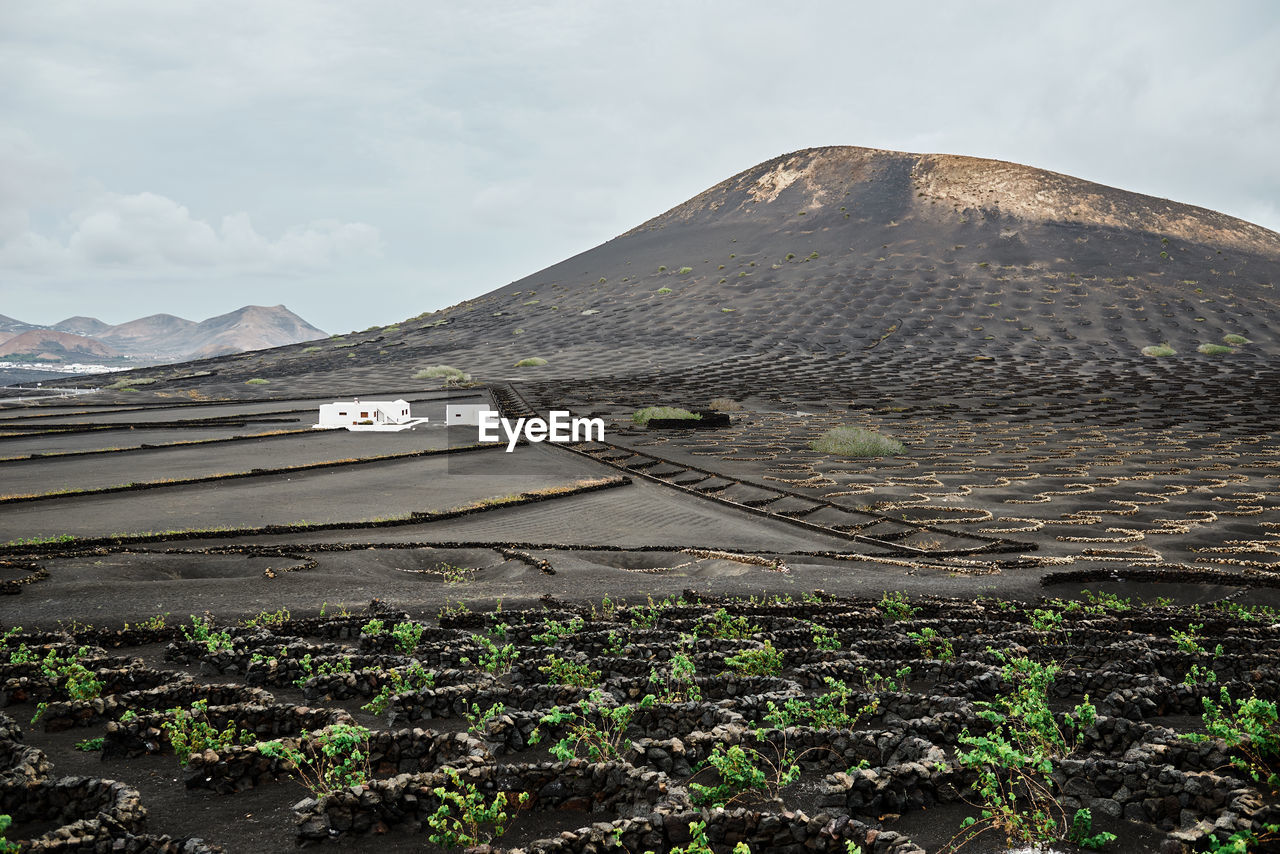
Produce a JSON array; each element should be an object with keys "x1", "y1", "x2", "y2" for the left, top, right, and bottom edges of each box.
[
  {"x1": 1, "y1": 187, "x2": 382, "y2": 273},
  {"x1": 1, "y1": 2, "x2": 1277, "y2": 332}
]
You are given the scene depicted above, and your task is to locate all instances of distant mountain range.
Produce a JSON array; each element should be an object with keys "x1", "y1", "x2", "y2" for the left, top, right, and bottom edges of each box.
[{"x1": 0, "y1": 305, "x2": 325, "y2": 364}]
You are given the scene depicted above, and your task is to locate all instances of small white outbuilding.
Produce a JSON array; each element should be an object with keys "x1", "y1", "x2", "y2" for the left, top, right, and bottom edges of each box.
[
  {"x1": 445, "y1": 404, "x2": 499, "y2": 427},
  {"x1": 315, "y1": 398, "x2": 428, "y2": 431}
]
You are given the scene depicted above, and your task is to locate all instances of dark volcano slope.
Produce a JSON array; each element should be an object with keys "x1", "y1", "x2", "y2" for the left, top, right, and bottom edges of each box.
[
  {"x1": 35, "y1": 146, "x2": 1280, "y2": 397},
  {"x1": 464, "y1": 146, "x2": 1279, "y2": 362}
]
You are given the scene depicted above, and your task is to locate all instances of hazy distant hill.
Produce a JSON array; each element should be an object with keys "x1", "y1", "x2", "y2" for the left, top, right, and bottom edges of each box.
[
  {"x1": 185, "y1": 305, "x2": 328, "y2": 358},
  {"x1": 0, "y1": 314, "x2": 36, "y2": 336},
  {"x1": 93, "y1": 313, "x2": 197, "y2": 355},
  {"x1": 0, "y1": 329, "x2": 122, "y2": 361},
  {"x1": 52, "y1": 316, "x2": 114, "y2": 337},
  {"x1": 3, "y1": 305, "x2": 326, "y2": 364}
]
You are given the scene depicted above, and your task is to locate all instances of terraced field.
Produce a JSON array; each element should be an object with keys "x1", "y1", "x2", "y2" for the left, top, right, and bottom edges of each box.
[{"x1": 3, "y1": 593, "x2": 1277, "y2": 852}]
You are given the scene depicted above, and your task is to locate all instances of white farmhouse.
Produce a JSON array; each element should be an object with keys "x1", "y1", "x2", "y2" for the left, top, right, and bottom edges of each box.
[{"x1": 315, "y1": 398, "x2": 428, "y2": 432}]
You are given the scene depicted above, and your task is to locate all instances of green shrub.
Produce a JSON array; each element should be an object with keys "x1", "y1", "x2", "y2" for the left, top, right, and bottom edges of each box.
[
  {"x1": 907, "y1": 627, "x2": 954, "y2": 661},
  {"x1": 1141, "y1": 343, "x2": 1176, "y2": 357},
  {"x1": 462, "y1": 631, "x2": 519, "y2": 676},
  {"x1": 725, "y1": 641, "x2": 783, "y2": 677},
  {"x1": 678, "y1": 266, "x2": 693, "y2": 274},
  {"x1": 390, "y1": 621, "x2": 425, "y2": 654},
  {"x1": 708, "y1": 397, "x2": 743, "y2": 412},
  {"x1": 879, "y1": 591, "x2": 916, "y2": 621},
  {"x1": 426, "y1": 766, "x2": 528, "y2": 849},
  {"x1": 632, "y1": 406, "x2": 700, "y2": 425},
  {"x1": 656, "y1": 287, "x2": 672, "y2": 294},
  {"x1": 811, "y1": 623, "x2": 841, "y2": 651},
  {"x1": 705, "y1": 608, "x2": 758, "y2": 640},
  {"x1": 1223, "y1": 333, "x2": 1252, "y2": 345},
  {"x1": 811, "y1": 426, "x2": 903, "y2": 458},
  {"x1": 760, "y1": 673, "x2": 903, "y2": 730},
  {"x1": 245, "y1": 378, "x2": 270, "y2": 385},
  {"x1": 361, "y1": 662, "x2": 435, "y2": 715},
  {"x1": 1182, "y1": 686, "x2": 1279, "y2": 790},
  {"x1": 539, "y1": 655, "x2": 600, "y2": 688},
  {"x1": 650, "y1": 635, "x2": 700, "y2": 703},
  {"x1": 414, "y1": 365, "x2": 470, "y2": 382},
  {"x1": 513, "y1": 357, "x2": 547, "y2": 367},
  {"x1": 259, "y1": 723, "x2": 370, "y2": 798},
  {"x1": 531, "y1": 617, "x2": 584, "y2": 645},
  {"x1": 689, "y1": 742, "x2": 799, "y2": 808},
  {"x1": 163, "y1": 700, "x2": 256, "y2": 765},
  {"x1": 105, "y1": 377, "x2": 156, "y2": 389},
  {"x1": 532, "y1": 689, "x2": 643, "y2": 762},
  {"x1": 0, "y1": 814, "x2": 17, "y2": 854},
  {"x1": 1197, "y1": 343, "x2": 1234, "y2": 355},
  {"x1": 952, "y1": 652, "x2": 1104, "y2": 850}
]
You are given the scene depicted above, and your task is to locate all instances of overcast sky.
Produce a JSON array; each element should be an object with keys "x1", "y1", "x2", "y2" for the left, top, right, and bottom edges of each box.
[{"x1": 2, "y1": 2, "x2": 1278, "y2": 333}]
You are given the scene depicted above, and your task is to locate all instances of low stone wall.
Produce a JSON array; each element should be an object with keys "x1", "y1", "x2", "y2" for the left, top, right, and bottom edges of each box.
[
  {"x1": 1050, "y1": 756, "x2": 1256, "y2": 834},
  {"x1": 515, "y1": 807, "x2": 925, "y2": 854},
  {"x1": 819, "y1": 761, "x2": 974, "y2": 818},
  {"x1": 103, "y1": 702, "x2": 351, "y2": 758},
  {"x1": 293, "y1": 759, "x2": 687, "y2": 842},
  {"x1": 302, "y1": 665, "x2": 481, "y2": 703},
  {"x1": 0, "y1": 738, "x2": 50, "y2": 784},
  {"x1": 387, "y1": 683, "x2": 596, "y2": 725},
  {"x1": 36, "y1": 679, "x2": 275, "y2": 732},
  {"x1": 0, "y1": 776, "x2": 147, "y2": 843},
  {"x1": 182, "y1": 727, "x2": 489, "y2": 793}
]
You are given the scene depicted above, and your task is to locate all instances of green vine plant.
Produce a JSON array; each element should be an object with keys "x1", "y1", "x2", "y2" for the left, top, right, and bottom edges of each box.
[
  {"x1": 531, "y1": 617, "x2": 585, "y2": 645},
  {"x1": 530, "y1": 690, "x2": 649, "y2": 762},
  {"x1": 603, "y1": 630, "x2": 627, "y2": 657},
  {"x1": 462, "y1": 630, "x2": 519, "y2": 677},
  {"x1": 0, "y1": 814, "x2": 17, "y2": 854},
  {"x1": 390, "y1": 620, "x2": 425, "y2": 654},
  {"x1": 258, "y1": 723, "x2": 371, "y2": 798},
  {"x1": 663, "y1": 820, "x2": 864, "y2": 854},
  {"x1": 761, "y1": 668, "x2": 909, "y2": 731},
  {"x1": 463, "y1": 702, "x2": 506, "y2": 739},
  {"x1": 179, "y1": 615, "x2": 233, "y2": 653},
  {"x1": 539, "y1": 654, "x2": 601, "y2": 688},
  {"x1": 287, "y1": 652, "x2": 354, "y2": 688},
  {"x1": 425, "y1": 767, "x2": 529, "y2": 850},
  {"x1": 724, "y1": 641, "x2": 783, "y2": 677},
  {"x1": 703, "y1": 608, "x2": 759, "y2": 640},
  {"x1": 162, "y1": 700, "x2": 257, "y2": 765},
  {"x1": 1029, "y1": 607, "x2": 1069, "y2": 644},
  {"x1": 242, "y1": 608, "x2": 290, "y2": 629},
  {"x1": 907, "y1": 626, "x2": 955, "y2": 661},
  {"x1": 626, "y1": 593, "x2": 688, "y2": 629},
  {"x1": 688, "y1": 741, "x2": 800, "y2": 809},
  {"x1": 1182, "y1": 686, "x2": 1279, "y2": 793},
  {"x1": 943, "y1": 651, "x2": 1112, "y2": 852},
  {"x1": 1173, "y1": 623, "x2": 1224, "y2": 686},
  {"x1": 879, "y1": 590, "x2": 916, "y2": 622},
  {"x1": 650, "y1": 635, "x2": 701, "y2": 703},
  {"x1": 361, "y1": 661, "x2": 436, "y2": 715},
  {"x1": 30, "y1": 647, "x2": 103, "y2": 724},
  {"x1": 810, "y1": 622, "x2": 841, "y2": 651}
]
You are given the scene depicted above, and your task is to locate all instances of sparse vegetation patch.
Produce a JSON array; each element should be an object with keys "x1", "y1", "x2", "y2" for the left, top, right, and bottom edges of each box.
[
  {"x1": 1141, "y1": 343, "x2": 1177, "y2": 357},
  {"x1": 632, "y1": 406, "x2": 701, "y2": 425},
  {"x1": 810, "y1": 425, "x2": 903, "y2": 457}
]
